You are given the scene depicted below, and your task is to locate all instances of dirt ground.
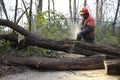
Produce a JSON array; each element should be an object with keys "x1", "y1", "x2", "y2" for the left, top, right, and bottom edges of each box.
[{"x1": 0, "y1": 69, "x2": 120, "y2": 80}]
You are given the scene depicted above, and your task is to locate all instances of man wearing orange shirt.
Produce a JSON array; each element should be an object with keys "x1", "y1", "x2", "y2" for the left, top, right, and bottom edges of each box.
[{"x1": 77, "y1": 7, "x2": 95, "y2": 43}]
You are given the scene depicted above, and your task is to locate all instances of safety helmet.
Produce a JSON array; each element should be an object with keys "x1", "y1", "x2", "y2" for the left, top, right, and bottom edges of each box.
[{"x1": 80, "y1": 7, "x2": 88, "y2": 14}]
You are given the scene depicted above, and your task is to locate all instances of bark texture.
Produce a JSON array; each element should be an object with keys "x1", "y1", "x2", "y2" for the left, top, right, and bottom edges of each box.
[
  {"x1": 1, "y1": 55, "x2": 106, "y2": 70},
  {"x1": 104, "y1": 59, "x2": 120, "y2": 75}
]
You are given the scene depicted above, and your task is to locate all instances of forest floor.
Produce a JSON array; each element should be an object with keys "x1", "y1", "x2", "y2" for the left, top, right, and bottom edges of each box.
[
  {"x1": 0, "y1": 69, "x2": 120, "y2": 80},
  {"x1": 0, "y1": 54, "x2": 120, "y2": 80}
]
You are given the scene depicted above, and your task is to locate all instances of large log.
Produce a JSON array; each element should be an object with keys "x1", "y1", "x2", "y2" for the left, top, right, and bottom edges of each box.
[
  {"x1": 104, "y1": 59, "x2": 120, "y2": 75},
  {"x1": 0, "y1": 19, "x2": 120, "y2": 57},
  {"x1": 1, "y1": 55, "x2": 106, "y2": 70}
]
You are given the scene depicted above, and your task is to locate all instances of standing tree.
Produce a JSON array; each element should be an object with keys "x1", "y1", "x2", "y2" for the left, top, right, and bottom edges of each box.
[
  {"x1": 48, "y1": 0, "x2": 50, "y2": 22},
  {"x1": 112, "y1": 0, "x2": 120, "y2": 35},
  {"x1": 69, "y1": 0, "x2": 72, "y2": 21},
  {"x1": 37, "y1": 0, "x2": 42, "y2": 12},
  {"x1": 96, "y1": 0, "x2": 99, "y2": 25},
  {"x1": 29, "y1": 0, "x2": 33, "y2": 32},
  {"x1": 73, "y1": 0, "x2": 77, "y2": 22},
  {"x1": 0, "y1": 0, "x2": 2, "y2": 18},
  {"x1": 1, "y1": 0, "x2": 8, "y2": 20},
  {"x1": 14, "y1": 0, "x2": 18, "y2": 23},
  {"x1": 84, "y1": 0, "x2": 87, "y2": 7},
  {"x1": 96, "y1": 0, "x2": 104, "y2": 26},
  {"x1": 52, "y1": 0, "x2": 55, "y2": 11},
  {"x1": 99, "y1": 0, "x2": 103, "y2": 23}
]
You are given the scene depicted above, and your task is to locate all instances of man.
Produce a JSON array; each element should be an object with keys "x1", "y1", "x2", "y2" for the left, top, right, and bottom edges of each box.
[{"x1": 77, "y1": 7, "x2": 95, "y2": 43}]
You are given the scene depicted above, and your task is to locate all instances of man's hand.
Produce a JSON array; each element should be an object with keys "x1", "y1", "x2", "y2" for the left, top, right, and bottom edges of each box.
[{"x1": 79, "y1": 29, "x2": 82, "y2": 32}]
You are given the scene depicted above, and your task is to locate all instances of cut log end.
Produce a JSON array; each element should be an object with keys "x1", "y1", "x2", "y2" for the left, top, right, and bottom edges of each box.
[{"x1": 104, "y1": 59, "x2": 120, "y2": 75}]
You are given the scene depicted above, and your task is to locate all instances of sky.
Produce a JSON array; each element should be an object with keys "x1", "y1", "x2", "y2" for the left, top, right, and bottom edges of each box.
[
  {"x1": 42, "y1": 0, "x2": 96, "y2": 17},
  {"x1": 2, "y1": 0, "x2": 119, "y2": 22},
  {"x1": 2, "y1": 0, "x2": 96, "y2": 19}
]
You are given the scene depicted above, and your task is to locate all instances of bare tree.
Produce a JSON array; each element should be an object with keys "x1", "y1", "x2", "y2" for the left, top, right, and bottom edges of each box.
[
  {"x1": 69, "y1": 0, "x2": 72, "y2": 21},
  {"x1": 84, "y1": 0, "x2": 87, "y2": 7},
  {"x1": 73, "y1": 0, "x2": 77, "y2": 22},
  {"x1": 96, "y1": 0, "x2": 104, "y2": 25},
  {"x1": 37, "y1": 0, "x2": 42, "y2": 12},
  {"x1": 14, "y1": 0, "x2": 18, "y2": 23},
  {"x1": 1, "y1": 0, "x2": 8, "y2": 20},
  {"x1": 96, "y1": 0, "x2": 99, "y2": 25},
  {"x1": 112, "y1": 0, "x2": 120, "y2": 35},
  {"x1": 48, "y1": 0, "x2": 50, "y2": 21},
  {"x1": 29, "y1": 0, "x2": 33, "y2": 32},
  {"x1": 0, "y1": 1, "x2": 2, "y2": 18},
  {"x1": 52, "y1": 0, "x2": 55, "y2": 11},
  {"x1": 22, "y1": 0, "x2": 29, "y2": 24},
  {"x1": 99, "y1": 0, "x2": 103, "y2": 22}
]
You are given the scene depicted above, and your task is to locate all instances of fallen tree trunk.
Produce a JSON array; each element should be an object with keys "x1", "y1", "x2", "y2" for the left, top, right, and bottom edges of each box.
[
  {"x1": 1, "y1": 55, "x2": 106, "y2": 70},
  {"x1": 0, "y1": 33, "x2": 18, "y2": 43},
  {"x1": 0, "y1": 19, "x2": 120, "y2": 57},
  {"x1": 104, "y1": 59, "x2": 120, "y2": 75}
]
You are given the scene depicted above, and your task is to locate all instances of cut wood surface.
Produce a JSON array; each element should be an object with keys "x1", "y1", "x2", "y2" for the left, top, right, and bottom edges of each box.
[
  {"x1": 104, "y1": 59, "x2": 120, "y2": 75},
  {"x1": 0, "y1": 19, "x2": 120, "y2": 57},
  {"x1": 1, "y1": 55, "x2": 106, "y2": 70}
]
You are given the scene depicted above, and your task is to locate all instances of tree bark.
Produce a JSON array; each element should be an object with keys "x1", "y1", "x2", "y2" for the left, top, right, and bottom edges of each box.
[
  {"x1": 0, "y1": 33, "x2": 18, "y2": 43},
  {"x1": 1, "y1": 55, "x2": 106, "y2": 70},
  {"x1": 104, "y1": 59, "x2": 120, "y2": 75},
  {"x1": 37, "y1": 0, "x2": 43, "y2": 12},
  {"x1": 14, "y1": 0, "x2": 18, "y2": 23},
  {"x1": 84, "y1": 0, "x2": 87, "y2": 7},
  {"x1": 112, "y1": 0, "x2": 120, "y2": 35},
  {"x1": 1, "y1": 0, "x2": 9, "y2": 20},
  {"x1": 73, "y1": 0, "x2": 76, "y2": 22},
  {"x1": 29, "y1": 0, "x2": 33, "y2": 32},
  {"x1": 52, "y1": 0, "x2": 55, "y2": 11},
  {"x1": 0, "y1": 19, "x2": 120, "y2": 57}
]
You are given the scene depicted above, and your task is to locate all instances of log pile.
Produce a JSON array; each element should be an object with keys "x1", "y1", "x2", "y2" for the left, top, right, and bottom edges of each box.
[{"x1": 0, "y1": 19, "x2": 120, "y2": 75}]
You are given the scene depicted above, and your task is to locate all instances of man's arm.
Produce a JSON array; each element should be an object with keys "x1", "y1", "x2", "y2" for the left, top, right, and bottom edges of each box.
[{"x1": 80, "y1": 25, "x2": 94, "y2": 35}]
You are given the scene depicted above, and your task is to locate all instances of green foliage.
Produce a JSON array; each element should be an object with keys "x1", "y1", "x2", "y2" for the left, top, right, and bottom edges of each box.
[
  {"x1": 116, "y1": 26, "x2": 120, "y2": 44},
  {"x1": 95, "y1": 23, "x2": 118, "y2": 45},
  {"x1": 34, "y1": 10, "x2": 71, "y2": 39},
  {"x1": 18, "y1": 47, "x2": 60, "y2": 57},
  {"x1": 0, "y1": 40, "x2": 15, "y2": 57}
]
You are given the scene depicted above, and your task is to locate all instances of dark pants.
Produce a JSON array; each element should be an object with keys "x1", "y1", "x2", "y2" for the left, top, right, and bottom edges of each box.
[{"x1": 77, "y1": 32, "x2": 94, "y2": 43}]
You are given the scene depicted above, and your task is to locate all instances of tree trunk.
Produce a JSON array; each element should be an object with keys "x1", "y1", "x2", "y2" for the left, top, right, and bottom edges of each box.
[
  {"x1": 48, "y1": 0, "x2": 50, "y2": 22},
  {"x1": 52, "y1": 0, "x2": 55, "y2": 11},
  {"x1": 1, "y1": 55, "x2": 106, "y2": 70},
  {"x1": 112, "y1": 0, "x2": 120, "y2": 35},
  {"x1": 0, "y1": 33, "x2": 18, "y2": 43},
  {"x1": 0, "y1": 1, "x2": 2, "y2": 18},
  {"x1": 104, "y1": 59, "x2": 120, "y2": 75},
  {"x1": 37, "y1": 0, "x2": 42, "y2": 12},
  {"x1": 69, "y1": 0, "x2": 72, "y2": 22},
  {"x1": 84, "y1": 0, "x2": 87, "y2": 7},
  {"x1": 29, "y1": 0, "x2": 33, "y2": 32},
  {"x1": 96, "y1": 0, "x2": 99, "y2": 25},
  {"x1": 14, "y1": 0, "x2": 18, "y2": 23},
  {"x1": 99, "y1": 0, "x2": 103, "y2": 22},
  {"x1": 73, "y1": 0, "x2": 76, "y2": 22},
  {"x1": 1, "y1": 0, "x2": 9, "y2": 20},
  {"x1": 0, "y1": 19, "x2": 120, "y2": 57}
]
